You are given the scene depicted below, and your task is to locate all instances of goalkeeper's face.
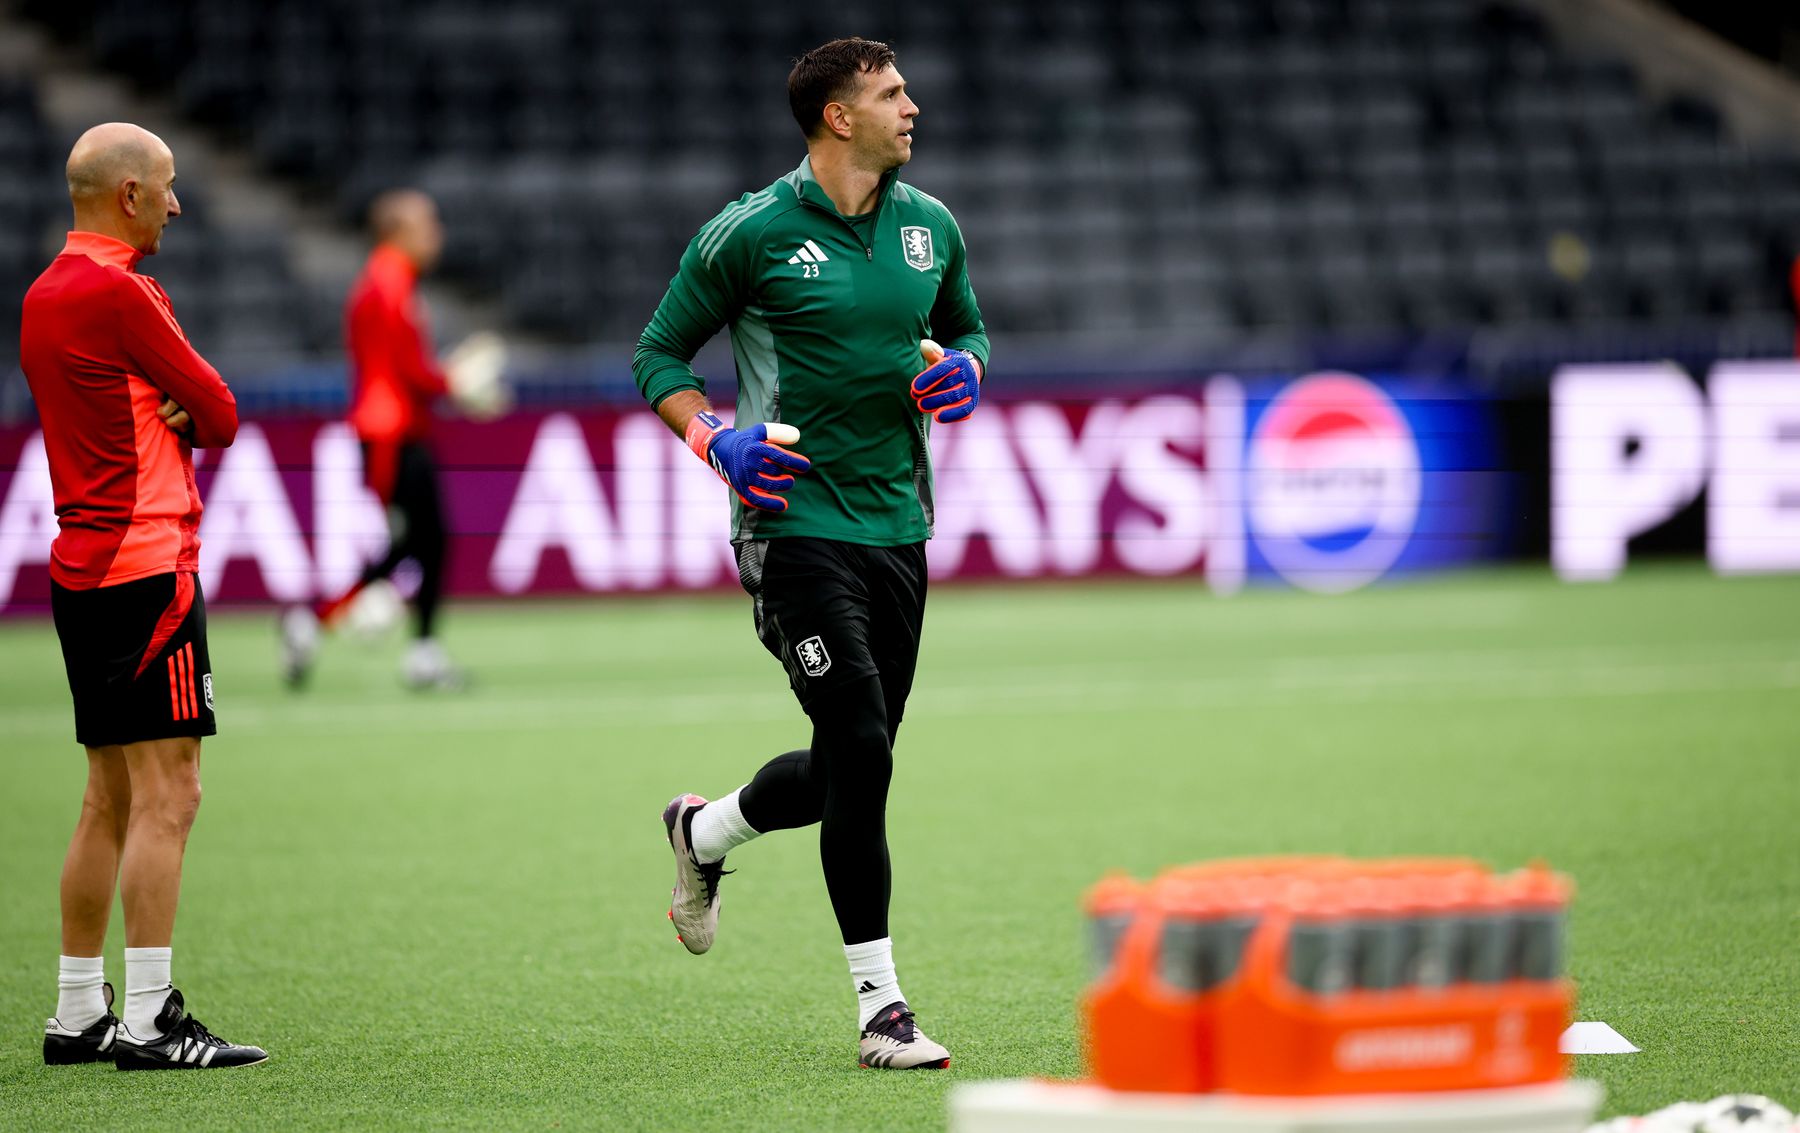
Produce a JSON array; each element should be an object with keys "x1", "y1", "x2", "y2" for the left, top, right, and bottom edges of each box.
[
  {"x1": 848, "y1": 64, "x2": 918, "y2": 173},
  {"x1": 393, "y1": 196, "x2": 445, "y2": 273}
]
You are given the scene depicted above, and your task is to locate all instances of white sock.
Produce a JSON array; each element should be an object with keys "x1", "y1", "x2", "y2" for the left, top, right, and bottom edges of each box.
[
  {"x1": 124, "y1": 947, "x2": 173, "y2": 1040},
  {"x1": 56, "y1": 955, "x2": 107, "y2": 1030},
  {"x1": 845, "y1": 937, "x2": 904, "y2": 1030},
  {"x1": 689, "y1": 788, "x2": 759, "y2": 865}
]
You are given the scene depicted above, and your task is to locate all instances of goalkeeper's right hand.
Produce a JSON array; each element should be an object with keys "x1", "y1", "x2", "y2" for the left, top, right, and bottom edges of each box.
[{"x1": 684, "y1": 411, "x2": 812, "y2": 512}]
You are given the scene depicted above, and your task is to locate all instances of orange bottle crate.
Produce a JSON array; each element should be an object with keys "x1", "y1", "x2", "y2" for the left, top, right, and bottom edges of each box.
[
  {"x1": 1082, "y1": 860, "x2": 1575, "y2": 1097},
  {"x1": 1211, "y1": 904, "x2": 1572, "y2": 1095}
]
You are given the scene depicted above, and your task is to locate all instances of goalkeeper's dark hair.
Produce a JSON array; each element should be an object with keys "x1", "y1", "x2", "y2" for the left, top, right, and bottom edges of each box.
[{"x1": 788, "y1": 38, "x2": 897, "y2": 140}]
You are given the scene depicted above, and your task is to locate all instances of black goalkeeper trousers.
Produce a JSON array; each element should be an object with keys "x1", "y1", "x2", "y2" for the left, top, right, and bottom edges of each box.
[
  {"x1": 358, "y1": 441, "x2": 447, "y2": 640},
  {"x1": 732, "y1": 538, "x2": 927, "y2": 947}
]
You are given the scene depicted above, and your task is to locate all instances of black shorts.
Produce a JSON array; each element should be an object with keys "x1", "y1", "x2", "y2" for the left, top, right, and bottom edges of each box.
[
  {"x1": 735, "y1": 537, "x2": 927, "y2": 715},
  {"x1": 50, "y1": 572, "x2": 217, "y2": 748},
  {"x1": 361, "y1": 439, "x2": 439, "y2": 515}
]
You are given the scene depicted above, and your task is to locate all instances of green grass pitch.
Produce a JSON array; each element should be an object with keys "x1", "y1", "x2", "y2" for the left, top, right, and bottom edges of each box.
[{"x1": 1, "y1": 564, "x2": 1795, "y2": 1129}]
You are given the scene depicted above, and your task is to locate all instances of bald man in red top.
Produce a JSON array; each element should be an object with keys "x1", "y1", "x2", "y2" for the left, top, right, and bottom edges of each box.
[
  {"x1": 347, "y1": 190, "x2": 448, "y2": 500},
  {"x1": 23, "y1": 122, "x2": 265, "y2": 1070},
  {"x1": 283, "y1": 189, "x2": 469, "y2": 690}
]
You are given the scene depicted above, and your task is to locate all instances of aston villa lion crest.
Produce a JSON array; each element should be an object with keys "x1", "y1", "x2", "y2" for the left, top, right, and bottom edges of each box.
[
  {"x1": 901, "y1": 226, "x2": 933, "y2": 272},
  {"x1": 796, "y1": 635, "x2": 831, "y2": 677}
]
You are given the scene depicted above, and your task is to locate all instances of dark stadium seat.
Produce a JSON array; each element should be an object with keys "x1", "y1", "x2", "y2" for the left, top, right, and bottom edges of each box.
[{"x1": 3, "y1": 0, "x2": 1796, "y2": 375}]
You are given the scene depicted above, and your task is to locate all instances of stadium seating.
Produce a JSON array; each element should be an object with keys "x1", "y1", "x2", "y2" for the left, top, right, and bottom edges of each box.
[
  {"x1": 7, "y1": 0, "x2": 1800, "y2": 368},
  {"x1": 0, "y1": 77, "x2": 60, "y2": 377},
  {"x1": 0, "y1": 70, "x2": 337, "y2": 383}
]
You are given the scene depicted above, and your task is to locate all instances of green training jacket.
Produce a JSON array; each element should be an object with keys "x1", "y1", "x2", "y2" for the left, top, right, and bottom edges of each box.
[{"x1": 633, "y1": 156, "x2": 990, "y2": 546}]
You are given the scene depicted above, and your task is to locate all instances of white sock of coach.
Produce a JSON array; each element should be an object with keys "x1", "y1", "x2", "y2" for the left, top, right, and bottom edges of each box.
[
  {"x1": 845, "y1": 937, "x2": 904, "y2": 1029},
  {"x1": 55, "y1": 955, "x2": 107, "y2": 1030},
  {"x1": 689, "y1": 787, "x2": 760, "y2": 864},
  {"x1": 124, "y1": 947, "x2": 174, "y2": 1040}
]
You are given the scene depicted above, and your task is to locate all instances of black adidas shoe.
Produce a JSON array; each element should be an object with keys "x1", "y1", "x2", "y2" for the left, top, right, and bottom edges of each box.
[
  {"x1": 44, "y1": 982, "x2": 120, "y2": 1065},
  {"x1": 858, "y1": 1001, "x2": 951, "y2": 1070},
  {"x1": 114, "y1": 988, "x2": 268, "y2": 1071}
]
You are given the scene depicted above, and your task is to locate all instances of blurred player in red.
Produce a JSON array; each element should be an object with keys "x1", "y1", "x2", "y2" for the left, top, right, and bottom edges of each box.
[
  {"x1": 1791, "y1": 252, "x2": 1800, "y2": 356},
  {"x1": 280, "y1": 189, "x2": 504, "y2": 690},
  {"x1": 24, "y1": 122, "x2": 266, "y2": 1069}
]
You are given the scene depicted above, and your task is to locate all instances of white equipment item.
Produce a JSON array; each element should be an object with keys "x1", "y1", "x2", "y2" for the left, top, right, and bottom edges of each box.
[
  {"x1": 345, "y1": 578, "x2": 405, "y2": 640},
  {"x1": 1560, "y1": 1023, "x2": 1640, "y2": 1054},
  {"x1": 949, "y1": 1079, "x2": 1603, "y2": 1133}
]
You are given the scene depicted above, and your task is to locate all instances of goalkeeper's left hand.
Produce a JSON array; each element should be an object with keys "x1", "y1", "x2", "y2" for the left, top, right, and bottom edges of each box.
[{"x1": 911, "y1": 338, "x2": 982, "y2": 423}]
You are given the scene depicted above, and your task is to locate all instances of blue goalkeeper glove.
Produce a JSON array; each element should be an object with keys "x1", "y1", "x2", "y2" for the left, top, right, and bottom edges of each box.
[
  {"x1": 685, "y1": 410, "x2": 811, "y2": 512},
  {"x1": 911, "y1": 339, "x2": 982, "y2": 423}
]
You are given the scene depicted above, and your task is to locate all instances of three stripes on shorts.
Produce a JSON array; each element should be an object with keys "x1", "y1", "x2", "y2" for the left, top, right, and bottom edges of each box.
[{"x1": 166, "y1": 641, "x2": 201, "y2": 721}]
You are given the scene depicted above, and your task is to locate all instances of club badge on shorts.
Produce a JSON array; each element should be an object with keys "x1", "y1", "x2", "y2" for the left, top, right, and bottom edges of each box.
[
  {"x1": 901, "y1": 226, "x2": 933, "y2": 272},
  {"x1": 796, "y1": 635, "x2": 832, "y2": 677}
]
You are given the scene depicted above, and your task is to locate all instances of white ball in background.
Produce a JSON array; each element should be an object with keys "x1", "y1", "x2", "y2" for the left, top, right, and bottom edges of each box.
[
  {"x1": 1582, "y1": 1099, "x2": 1800, "y2": 1133},
  {"x1": 1700, "y1": 1096, "x2": 1796, "y2": 1133},
  {"x1": 344, "y1": 579, "x2": 405, "y2": 641}
]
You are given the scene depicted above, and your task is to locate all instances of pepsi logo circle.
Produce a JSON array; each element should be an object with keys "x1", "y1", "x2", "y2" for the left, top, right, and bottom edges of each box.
[{"x1": 1248, "y1": 373, "x2": 1421, "y2": 593}]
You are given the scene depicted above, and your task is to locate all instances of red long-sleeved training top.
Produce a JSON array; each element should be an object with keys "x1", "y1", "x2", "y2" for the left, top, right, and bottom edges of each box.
[
  {"x1": 20, "y1": 231, "x2": 238, "y2": 590},
  {"x1": 346, "y1": 243, "x2": 446, "y2": 445}
]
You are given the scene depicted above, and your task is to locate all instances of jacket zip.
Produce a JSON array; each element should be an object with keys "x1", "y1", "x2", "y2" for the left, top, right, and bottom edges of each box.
[
  {"x1": 800, "y1": 200, "x2": 876, "y2": 260},
  {"x1": 798, "y1": 174, "x2": 893, "y2": 261}
]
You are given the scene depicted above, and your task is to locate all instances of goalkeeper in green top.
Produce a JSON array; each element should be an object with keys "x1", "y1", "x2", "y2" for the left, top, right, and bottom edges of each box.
[{"x1": 634, "y1": 37, "x2": 988, "y2": 1070}]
